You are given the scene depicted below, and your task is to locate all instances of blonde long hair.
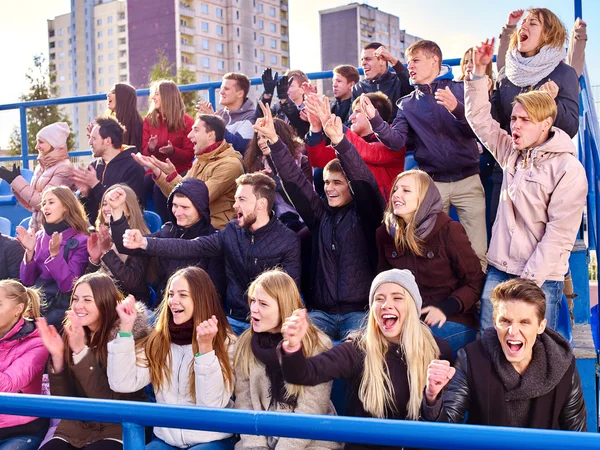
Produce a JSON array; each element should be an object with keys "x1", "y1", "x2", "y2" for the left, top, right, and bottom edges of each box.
[
  {"x1": 508, "y1": 8, "x2": 567, "y2": 54},
  {"x1": 233, "y1": 269, "x2": 331, "y2": 400},
  {"x1": 356, "y1": 286, "x2": 439, "y2": 420},
  {"x1": 383, "y1": 170, "x2": 431, "y2": 257},
  {"x1": 146, "y1": 80, "x2": 186, "y2": 132},
  {"x1": 0, "y1": 280, "x2": 42, "y2": 320}
]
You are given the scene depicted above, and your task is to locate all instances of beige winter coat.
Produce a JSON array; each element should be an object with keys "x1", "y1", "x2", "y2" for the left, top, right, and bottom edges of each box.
[{"x1": 465, "y1": 76, "x2": 587, "y2": 286}]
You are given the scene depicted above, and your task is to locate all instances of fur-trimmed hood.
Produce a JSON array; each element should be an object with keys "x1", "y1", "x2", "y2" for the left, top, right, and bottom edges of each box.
[{"x1": 107, "y1": 301, "x2": 152, "y2": 342}]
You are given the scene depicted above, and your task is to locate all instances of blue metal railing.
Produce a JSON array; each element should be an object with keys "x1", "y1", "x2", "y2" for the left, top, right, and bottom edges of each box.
[{"x1": 0, "y1": 394, "x2": 599, "y2": 450}]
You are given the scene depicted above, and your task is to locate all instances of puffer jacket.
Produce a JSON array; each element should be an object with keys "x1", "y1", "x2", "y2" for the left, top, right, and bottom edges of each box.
[
  {"x1": 0, "y1": 318, "x2": 49, "y2": 430},
  {"x1": 143, "y1": 215, "x2": 301, "y2": 321},
  {"x1": 50, "y1": 303, "x2": 151, "y2": 448},
  {"x1": 108, "y1": 335, "x2": 235, "y2": 447},
  {"x1": 155, "y1": 140, "x2": 244, "y2": 230},
  {"x1": 0, "y1": 234, "x2": 24, "y2": 280},
  {"x1": 142, "y1": 112, "x2": 195, "y2": 174},
  {"x1": 217, "y1": 99, "x2": 256, "y2": 154},
  {"x1": 421, "y1": 328, "x2": 586, "y2": 431},
  {"x1": 269, "y1": 137, "x2": 384, "y2": 314},
  {"x1": 11, "y1": 147, "x2": 74, "y2": 232},
  {"x1": 465, "y1": 76, "x2": 587, "y2": 286}
]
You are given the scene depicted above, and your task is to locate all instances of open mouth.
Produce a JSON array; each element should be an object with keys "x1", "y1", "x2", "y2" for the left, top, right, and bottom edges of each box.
[
  {"x1": 512, "y1": 133, "x2": 521, "y2": 146},
  {"x1": 76, "y1": 313, "x2": 87, "y2": 318},
  {"x1": 519, "y1": 32, "x2": 529, "y2": 43},
  {"x1": 506, "y1": 339, "x2": 524, "y2": 354},
  {"x1": 251, "y1": 316, "x2": 260, "y2": 325},
  {"x1": 393, "y1": 201, "x2": 405, "y2": 208},
  {"x1": 409, "y1": 71, "x2": 417, "y2": 78},
  {"x1": 171, "y1": 308, "x2": 184, "y2": 315},
  {"x1": 237, "y1": 212, "x2": 243, "y2": 220},
  {"x1": 327, "y1": 193, "x2": 339, "y2": 199},
  {"x1": 381, "y1": 314, "x2": 398, "y2": 330}
]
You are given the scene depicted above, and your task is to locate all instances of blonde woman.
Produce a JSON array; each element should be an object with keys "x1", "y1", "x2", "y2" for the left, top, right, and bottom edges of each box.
[
  {"x1": 280, "y1": 269, "x2": 452, "y2": 450},
  {"x1": 233, "y1": 269, "x2": 340, "y2": 450},
  {"x1": 107, "y1": 267, "x2": 238, "y2": 450}
]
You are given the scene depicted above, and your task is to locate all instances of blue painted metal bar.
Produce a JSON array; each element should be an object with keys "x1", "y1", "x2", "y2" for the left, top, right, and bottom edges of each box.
[
  {"x1": 0, "y1": 394, "x2": 598, "y2": 450},
  {"x1": 122, "y1": 422, "x2": 145, "y2": 450},
  {"x1": 19, "y1": 106, "x2": 29, "y2": 169},
  {"x1": 574, "y1": 0, "x2": 582, "y2": 20}
]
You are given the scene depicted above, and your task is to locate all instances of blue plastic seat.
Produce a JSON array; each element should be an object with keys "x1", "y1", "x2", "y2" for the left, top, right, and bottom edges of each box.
[
  {"x1": 19, "y1": 216, "x2": 32, "y2": 230},
  {"x1": 0, "y1": 217, "x2": 11, "y2": 236},
  {"x1": 556, "y1": 293, "x2": 573, "y2": 345},
  {"x1": 20, "y1": 168, "x2": 34, "y2": 183},
  {"x1": 0, "y1": 180, "x2": 16, "y2": 205},
  {"x1": 143, "y1": 210, "x2": 162, "y2": 233}
]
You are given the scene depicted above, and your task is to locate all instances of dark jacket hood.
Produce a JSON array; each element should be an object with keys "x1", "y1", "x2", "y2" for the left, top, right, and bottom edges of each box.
[
  {"x1": 413, "y1": 178, "x2": 444, "y2": 239},
  {"x1": 166, "y1": 178, "x2": 212, "y2": 235}
]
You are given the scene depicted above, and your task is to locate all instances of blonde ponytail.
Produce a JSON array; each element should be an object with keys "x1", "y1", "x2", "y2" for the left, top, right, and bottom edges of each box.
[
  {"x1": 0, "y1": 280, "x2": 43, "y2": 320},
  {"x1": 23, "y1": 287, "x2": 43, "y2": 319}
]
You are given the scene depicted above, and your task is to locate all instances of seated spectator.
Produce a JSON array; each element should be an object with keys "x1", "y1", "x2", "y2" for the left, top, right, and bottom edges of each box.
[
  {"x1": 331, "y1": 65, "x2": 360, "y2": 124},
  {"x1": 261, "y1": 102, "x2": 384, "y2": 341},
  {"x1": 352, "y1": 43, "x2": 412, "y2": 121},
  {"x1": 365, "y1": 40, "x2": 487, "y2": 270},
  {"x1": 466, "y1": 40, "x2": 587, "y2": 332},
  {"x1": 110, "y1": 178, "x2": 224, "y2": 301},
  {"x1": 422, "y1": 278, "x2": 586, "y2": 431},
  {"x1": 106, "y1": 82, "x2": 144, "y2": 152},
  {"x1": 108, "y1": 267, "x2": 238, "y2": 450},
  {"x1": 17, "y1": 186, "x2": 89, "y2": 331},
  {"x1": 377, "y1": 170, "x2": 484, "y2": 354},
  {"x1": 74, "y1": 117, "x2": 145, "y2": 225},
  {"x1": 86, "y1": 185, "x2": 154, "y2": 305},
  {"x1": 37, "y1": 272, "x2": 151, "y2": 450},
  {"x1": 0, "y1": 280, "x2": 49, "y2": 450},
  {"x1": 0, "y1": 233, "x2": 24, "y2": 280},
  {"x1": 233, "y1": 269, "x2": 340, "y2": 450},
  {"x1": 135, "y1": 114, "x2": 244, "y2": 230},
  {"x1": 305, "y1": 92, "x2": 404, "y2": 199},
  {"x1": 121, "y1": 173, "x2": 301, "y2": 336},
  {"x1": 197, "y1": 72, "x2": 256, "y2": 154},
  {"x1": 280, "y1": 269, "x2": 453, "y2": 450},
  {"x1": 0, "y1": 122, "x2": 74, "y2": 232}
]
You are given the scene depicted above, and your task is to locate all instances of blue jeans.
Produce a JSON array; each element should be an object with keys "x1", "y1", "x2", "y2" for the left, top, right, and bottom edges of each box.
[
  {"x1": 146, "y1": 435, "x2": 237, "y2": 450},
  {"x1": 227, "y1": 316, "x2": 250, "y2": 336},
  {"x1": 0, "y1": 436, "x2": 43, "y2": 450},
  {"x1": 308, "y1": 310, "x2": 367, "y2": 341},
  {"x1": 480, "y1": 266, "x2": 563, "y2": 332},
  {"x1": 430, "y1": 320, "x2": 477, "y2": 358}
]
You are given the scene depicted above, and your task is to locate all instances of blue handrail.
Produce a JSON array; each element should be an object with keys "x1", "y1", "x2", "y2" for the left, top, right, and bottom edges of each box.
[{"x1": 0, "y1": 394, "x2": 598, "y2": 450}]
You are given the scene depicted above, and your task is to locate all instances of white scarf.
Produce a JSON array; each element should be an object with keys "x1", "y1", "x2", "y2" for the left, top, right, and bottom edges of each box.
[{"x1": 504, "y1": 46, "x2": 566, "y2": 88}]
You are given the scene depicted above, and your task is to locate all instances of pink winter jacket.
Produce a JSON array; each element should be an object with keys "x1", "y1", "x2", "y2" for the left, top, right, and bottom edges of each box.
[
  {"x1": 465, "y1": 76, "x2": 587, "y2": 286},
  {"x1": 11, "y1": 146, "x2": 74, "y2": 232},
  {"x1": 0, "y1": 318, "x2": 49, "y2": 429}
]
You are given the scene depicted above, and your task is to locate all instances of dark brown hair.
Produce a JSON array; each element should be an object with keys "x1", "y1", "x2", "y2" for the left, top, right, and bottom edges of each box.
[
  {"x1": 235, "y1": 173, "x2": 277, "y2": 212},
  {"x1": 333, "y1": 65, "x2": 360, "y2": 84},
  {"x1": 95, "y1": 116, "x2": 125, "y2": 149},
  {"x1": 491, "y1": 278, "x2": 546, "y2": 323},
  {"x1": 352, "y1": 91, "x2": 392, "y2": 123},
  {"x1": 147, "y1": 80, "x2": 187, "y2": 132},
  {"x1": 112, "y1": 83, "x2": 143, "y2": 150},
  {"x1": 244, "y1": 118, "x2": 303, "y2": 173},
  {"x1": 223, "y1": 72, "x2": 251, "y2": 99},
  {"x1": 195, "y1": 114, "x2": 226, "y2": 142}
]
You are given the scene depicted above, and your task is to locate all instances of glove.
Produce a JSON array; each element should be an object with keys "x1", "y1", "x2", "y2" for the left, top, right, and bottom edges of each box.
[
  {"x1": 276, "y1": 75, "x2": 289, "y2": 100},
  {"x1": 0, "y1": 164, "x2": 20, "y2": 184},
  {"x1": 261, "y1": 68, "x2": 278, "y2": 96}
]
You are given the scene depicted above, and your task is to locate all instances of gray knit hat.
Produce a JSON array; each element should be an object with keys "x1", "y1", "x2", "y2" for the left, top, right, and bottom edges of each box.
[{"x1": 368, "y1": 269, "x2": 422, "y2": 315}]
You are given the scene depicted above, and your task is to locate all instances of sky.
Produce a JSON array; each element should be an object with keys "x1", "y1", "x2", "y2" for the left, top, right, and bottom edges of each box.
[{"x1": 0, "y1": 0, "x2": 597, "y2": 148}]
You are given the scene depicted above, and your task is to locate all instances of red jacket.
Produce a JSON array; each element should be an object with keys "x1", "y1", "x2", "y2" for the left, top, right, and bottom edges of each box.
[
  {"x1": 142, "y1": 113, "x2": 195, "y2": 174},
  {"x1": 306, "y1": 129, "x2": 405, "y2": 199}
]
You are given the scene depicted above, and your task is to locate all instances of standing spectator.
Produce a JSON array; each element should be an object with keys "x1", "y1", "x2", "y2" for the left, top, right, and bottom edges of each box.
[
  {"x1": 465, "y1": 38, "x2": 587, "y2": 331},
  {"x1": 37, "y1": 272, "x2": 151, "y2": 450},
  {"x1": 377, "y1": 170, "x2": 484, "y2": 354},
  {"x1": 74, "y1": 117, "x2": 145, "y2": 225},
  {"x1": 365, "y1": 40, "x2": 488, "y2": 270},
  {"x1": 233, "y1": 269, "x2": 340, "y2": 450},
  {"x1": 331, "y1": 65, "x2": 360, "y2": 124},
  {"x1": 0, "y1": 233, "x2": 24, "y2": 280},
  {"x1": 107, "y1": 83, "x2": 144, "y2": 152},
  {"x1": 0, "y1": 280, "x2": 49, "y2": 450},
  {"x1": 352, "y1": 43, "x2": 412, "y2": 121},
  {"x1": 17, "y1": 186, "x2": 89, "y2": 331},
  {"x1": 0, "y1": 122, "x2": 74, "y2": 232}
]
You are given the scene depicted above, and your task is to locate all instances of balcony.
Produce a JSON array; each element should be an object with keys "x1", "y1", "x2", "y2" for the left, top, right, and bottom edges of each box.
[
  {"x1": 280, "y1": 3, "x2": 288, "y2": 11},
  {"x1": 281, "y1": 18, "x2": 288, "y2": 26},
  {"x1": 183, "y1": 62, "x2": 196, "y2": 71},
  {"x1": 181, "y1": 25, "x2": 195, "y2": 35},
  {"x1": 180, "y1": 3, "x2": 195, "y2": 17},
  {"x1": 181, "y1": 43, "x2": 195, "y2": 54}
]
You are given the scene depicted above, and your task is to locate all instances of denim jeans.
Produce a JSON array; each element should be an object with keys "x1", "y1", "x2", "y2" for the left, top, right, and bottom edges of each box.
[
  {"x1": 0, "y1": 436, "x2": 43, "y2": 450},
  {"x1": 308, "y1": 310, "x2": 367, "y2": 341},
  {"x1": 480, "y1": 266, "x2": 563, "y2": 332},
  {"x1": 146, "y1": 435, "x2": 238, "y2": 450},
  {"x1": 227, "y1": 316, "x2": 250, "y2": 336},
  {"x1": 429, "y1": 320, "x2": 477, "y2": 358}
]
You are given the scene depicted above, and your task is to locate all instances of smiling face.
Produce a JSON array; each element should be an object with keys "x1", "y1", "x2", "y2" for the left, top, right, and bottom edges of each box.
[
  {"x1": 510, "y1": 103, "x2": 550, "y2": 151},
  {"x1": 349, "y1": 105, "x2": 372, "y2": 137},
  {"x1": 517, "y1": 12, "x2": 544, "y2": 57},
  {"x1": 494, "y1": 299, "x2": 546, "y2": 374},
  {"x1": 407, "y1": 50, "x2": 439, "y2": 85},
  {"x1": 372, "y1": 283, "x2": 409, "y2": 343},
  {"x1": 323, "y1": 169, "x2": 352, "y2": 208},
  {"x1": 187, "y1": 119, "x2": 215, "y2": 155},
  {"x1": 151, "y1": 87, "x2": 162, "y2": 110},
  {"x1": 249, "y1": 284, "x2": 281, "y2": 333},
  {"x1": 71, "y1": 282, "x2": 101, "y2": 332},
  {"x1": 360, "y1": 48, "x2": 387, "y2": 80},
  {"x1": 107, "y1": 89, "x2": 116, "y2": 112},
  {"x1": 233, "y1": 184, "x2": 262, "y2": 230},
  {"x1": 171, "y1": 194, "x2": 201, "y2": 228},
  {"x1": 35, "y1": 137, "x2": 53, "y2": 155},
  {"x1": 391, "y1": 175, "x2": 420, "y2": 220},
  {"x1": 42, "y1": 191, "x2": 68, "y2": 224},
  {"x1": 168, "y1": 275, "x2": 194, "y2": 325}
]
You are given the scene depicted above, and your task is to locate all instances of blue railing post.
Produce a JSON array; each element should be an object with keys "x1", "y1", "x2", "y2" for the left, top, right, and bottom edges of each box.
[
  {"x1": 574, "y1": 0, "x2": 582, "y2": 20},
  {"x1": 19, "y1": 106, "x2": 29, "y2": 170},
  {"x1": 122, "y1": 422, "x2": 145, "y2": 450},
  {"x1": 209, "y1": 87, "x2": 217, "y2": 110}
]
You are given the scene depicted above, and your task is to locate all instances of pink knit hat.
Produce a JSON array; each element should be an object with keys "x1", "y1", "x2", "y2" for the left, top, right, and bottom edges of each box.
[{"x1": 37, "y1": 122, "x2": 71, "y2": 149}]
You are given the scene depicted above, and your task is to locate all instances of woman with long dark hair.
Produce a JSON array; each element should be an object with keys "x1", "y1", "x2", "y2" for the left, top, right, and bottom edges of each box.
[{"x1": 107, "y1": 83, "x2": 144, "y2": 152}]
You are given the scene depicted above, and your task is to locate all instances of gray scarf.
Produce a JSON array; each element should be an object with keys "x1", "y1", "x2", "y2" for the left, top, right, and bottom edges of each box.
[{"x1": 504, "y1": 46, "x2": 565, "y2": 88}]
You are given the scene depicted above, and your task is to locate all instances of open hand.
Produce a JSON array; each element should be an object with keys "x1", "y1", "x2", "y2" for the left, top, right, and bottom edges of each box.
[
  {"x1": 421, "y1": 306, "x2": 447, "y2": 328},
  {"x1": 196, "y1": 101, "x2": 215, "y2": 115},
  {"x1": 87, "y1": 232, "x2": 104, "y2": 264},
  {"x1": 65, "y1": 310, "x2": 87, "y2": 355},
  {"x1": 359, "y1": 94, "x2": 377, "y2": 120},
  {"x1": 473, "y1": 38, "x2": 495, "y2": 78},
  {"x1": 323, "y1": 114, "x2": 344, "y2": 146},
  {"x1": 261, "y1": 68, "x2": 279, "y2": 96},
  {"x1": 36, "y1": 317, "x2": 65, "y2": 372},
  {"x1": 49, "y1": 232, "x2": 63, "y2": 258},
  {"x1": 507, "y1": 9, "x2": 524, "y2": 26},
  {"x1": 148, "y1": 135, "x2": 159, "y2": 153},
  {"x1": 16, "y1": 225, "x2": 36, "y2": 253},
  {"x1": 158, "y1": 140, "x2": 174, "y2": 156},
  {"x1": 132, "y1": 152, "x2": 161, "y2": 177},
  {"x1": 72, "y1": 165, "x2": 99, "y2": 189}
]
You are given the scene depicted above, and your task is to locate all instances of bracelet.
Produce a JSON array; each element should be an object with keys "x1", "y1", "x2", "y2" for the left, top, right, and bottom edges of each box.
[
  {"x1": 118, "y1": 331, "x2": 133, "y2": 338},
  {"x1": 195, "y1": 352, "x2": 203, "y2": 358},
  {"x1": 89, "y1": 257, "x2": 101, "y2": 266}
]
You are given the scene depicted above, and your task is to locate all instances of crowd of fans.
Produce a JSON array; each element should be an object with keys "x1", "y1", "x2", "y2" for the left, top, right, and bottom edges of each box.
[{"x1": 0, "y1": 7, "x2": 591, "y2": 450}]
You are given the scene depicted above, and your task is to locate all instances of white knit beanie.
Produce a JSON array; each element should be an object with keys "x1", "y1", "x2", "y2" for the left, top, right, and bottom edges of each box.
[
  {"x1": 368, "y1": 269, "x2": 423, "y2": 315},
  {"x1": 37, "y1": 122, "x2": 71, "y2": 149}
]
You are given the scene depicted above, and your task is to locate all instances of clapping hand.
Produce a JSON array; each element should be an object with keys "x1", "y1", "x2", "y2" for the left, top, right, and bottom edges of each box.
[
  {"x1": 16, "y1": 225, "x2": 36, "y2": 253},
  {"x1": 72, "y1": 165, "x2": 99, "y2": 189},
  {"x1": 116, "y1": 295, "x2": 138, "y2": 333},
  {"x1": 276, "y1": 75, "x2": 289, "y2": 100},
  {"x1": 281, "y1": 308, "x2": 309, "y2": 353},
  {"x1": 49, "y1": 232, "x2": 63, "y2": 258},
  {"x1": 158, "y1": 140, "x2": 174, "y2": 156},
  {"x1": 65, "y1": 310, "x2": 87, "y2": 355},
  {"x1": 196, "y1": 315, "x2": 219, "y2": 354},
  {"x1": 36, "y1": 317, "x2": 65, "y2": 373},
  {"x1": 323, "y1": 114, "x2": 344, "y2": 146},
  {"x1": 147, "y1": 135, "x2": 159, "y2": 153},
  {"x1": 196, "y1": 101, "x2": 215, "y2": 115}
]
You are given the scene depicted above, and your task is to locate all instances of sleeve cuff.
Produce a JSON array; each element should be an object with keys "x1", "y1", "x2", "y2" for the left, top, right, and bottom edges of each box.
[
  {"x1": 421, "y1": 392, "x2": 443, "y2": 421},
  {"x1": 72, "y1": 346, "x2": 90, "y2": 365},
  {"x1": 436, "y1": 297, "x2": 462, "y2": 318}
]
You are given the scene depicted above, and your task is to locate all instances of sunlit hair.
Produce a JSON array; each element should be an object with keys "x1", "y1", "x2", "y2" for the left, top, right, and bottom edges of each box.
[
  {"x1": 111, "y1": 83, "x2": 143, "y2": 149},
  {"x1": 406, "y1": 40, "x2": 442, "y2": 70},
  {"x1": 333, "y1": 65, "x2": 360, "y2": 84},
  {"x1": 383, "y1": 170, "x2": 431, "y2": 257},
  {"x1": 142, "y1": 267, "x2": 234, "y2": 400},
  {"x1": 244, "y1": 118, "x2": 304, "y2": 173},
  {"x1": 41, "y1": 186, "x2": 90, "y2": 235},
  {"x1": 96, "y1": 184, "x2": 150, "y2": 233},
  {"x1": 324, "y1": 158, "x2": 344, "y2": 175},
  {"x1": 223, "y1": 72, "x2": 250, "y2": 99},
  {"x1": 146, "y1": 80, "x2": 187, "y2": 132},
  {"x1": 284, "y1": 69, "x2": 309, "y2": 86},
  {"x1": 63, "y1": 272, "x2": 123, "y2": 369},
  {"x1": 513, "y1": 91, "x2": 557, "y2": 124},
  {"x1": 233, "y1": 269, "x2": 331, "y2": 400},
  {"x1": 491, "y1": 278, "x2": 547, "y2": 323},
  {"x1": 356, "y1": 285, "x2": 439, "y2": 419},
  {"x1": 509, "y1": 8, "x2": 567, "y2": 53},
  {"x1": 0, "y1": 279, "x2": 42, "y2": 320},
  {"x1": 458, "y1": 47, "x2": 493, "y2": 81}
]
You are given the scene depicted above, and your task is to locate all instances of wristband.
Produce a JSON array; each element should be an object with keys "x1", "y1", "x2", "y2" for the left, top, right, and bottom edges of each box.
[
  {"x1": 195, "y1": 352, "x2": 203, "y2": 358},
  {"x1": 119, "y1": 331, "x2": 133, "y2": 338}
]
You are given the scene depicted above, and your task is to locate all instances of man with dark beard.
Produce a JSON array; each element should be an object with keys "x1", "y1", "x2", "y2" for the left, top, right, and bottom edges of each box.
[{"x1": 121, "y1": 173, "x2": 301, "y2": 335}]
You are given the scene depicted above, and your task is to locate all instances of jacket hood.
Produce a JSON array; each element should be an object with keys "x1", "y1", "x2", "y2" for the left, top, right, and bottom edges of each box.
[
  {"x1": 413, "y1": 179, "x2": 444, "y2": 239},
  {"x1": 108, "y1": 301, "x2": 152, "y2": 341},
  {"x1": 409, "y1": 64, "x2": 454, "y2": 86},
  {"x1": 166, "y1": 178, "x2": 212, "y2": 233},
  {"x1": 2, "y1": 318, "x2": 37, "y2": 342},
  {"x1": 520, "y1": 128, "x2": 577, "y2": 176}
]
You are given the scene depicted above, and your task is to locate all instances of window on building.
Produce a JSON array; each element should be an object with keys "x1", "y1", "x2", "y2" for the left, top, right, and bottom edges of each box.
[
  {"x1": 270, "y1": 23, "x2": 276, "y2": 32},
  {"x1": 384, "y1": 25, "x2": 388, "y2": 32},
  {"x1": 108, "y1": 40, "x2": 114, "y2": 48},
  {"x1": 259, "y1": 36, "x2": 264, "y2": 45},
  {"x1": 255, "y1": 65, "x2": 258, "y2": 74},
  {"x1": 217, "y1": 42, "x2": 224, "y2": 53},
  {"x1": 201, "y1": 3, "x2": 208, "y2": 13},
  {"x1": 120, "y1": 74, "x2": 127, "y2": 82},
  {"x1": 109, "y1": 52, "x2": 115, "y2": 60},
  {"x1": 202, "y1": 39, "x2": 209, "y2": 50},
  {"x1": 59, "y1": 52, "x2": 64, "y2": 59},
  {"x1": 109, "y1": 65, "x2": 115, "y2": 73},
  {"x1": 59, "y1": 41, "x2": 64, "y2": 47},
  {"x1": 236, "y1": 27, "x2": 240, "y2": 37},
  {"x1": 49, "y1": 42, "x2": 55, "y2": 49},
  {"x1": 253, "y1": 15, "x2": 256, "y2": 24},
  {"x1": 269, "y1": 7, "x2": 276, "y2": 16},
  {"x1": 97, "y1": 19, "x2": 102, "y2": 26},
  {"x1": 217, "y1": 25, "x2": 223, "y2": 35},
  {"x1": 59, "y1": 75, "x2": 65, "y2": 82},
  {"x1": 98, "y1": 55, "x2": 104, "y2": 62},
  {"x1": 237, "y1": 44, "x2": 240, "y2": 53},
  {"x1": 377, "y1": 23, "x2": 381, "y2": 30},
  {"x1": 119, "y1": 38, "x2": 126, "y2": 45},
  {"x1": 118, "y1": 12, "x2": 125, "y2": 20},
  {"x1": 97, "y1": 30, "x2": 102, "y2": 38},
  {"x1": 217, "y1": 8, "x2": 223, "y2": 18},
  {"x1": 98, "y1": 43, "x2": 103, "y2": 50},
  {"x1": 98, "y1": 67, "x2": 104, "y2": 74},
  {"x1": 107, "y1": 16, "x2": 113, "y2": 23},
  {"x1": 258, "y1": 19, "x2": 264, "y2": 29},
  {"x1": 258, "y1": 3, "x2": 263, "y2": 12},
  {"x1": 270, "y1": 39, "x2": 276, "y2": 49},
  {"x1": 58, "y1": 28, "x2": 63, "y2": 36},
  {"x1": 259, "y1": 52, "x2": 265, "y2": 62},
  {"x1": 99, "y1": 79, "x2": 104, "y2": 87},
  {"x1": 254, "y1": 31, "x2": 256, "y2": 40},
  {"x1": 119, "y1": 50, "x2": 126, "y2": 57},
  {"x1": 237, "y1": 62, "x2": 241, "y2": 71},
  {"x1": 118, "y1": 25, "x2": 125, "y2": 33},
  {"x1": 108, "y1": 28, "x2": 113, "y2": 36},
  {"x1": 392, "y1": 28, "x2": 396, "y2": 35},
  {"x1": 119, "y1": 62, "x2": 127, "y2": 70},
  {"x1": 202, "y1": 57, "x2": 210, "y2": 68},
  {"x1": 218, "y1": 60, "x2": 225, "y2": 70},
  {"x1": 271, "y1": 55, "x2": 277, "y2": 64},
  {"x1": 59, "y1": 63, "x2": 64, "y2": 70},
  {"x1": 202, "y1": 75, "x2": 210, "y2": 82},
  {"x1": 109, "y1": 77, "x2": 115, "y2": 84},
  {"x1": 254, "y1": 48, "x2": 257, "y2": 57},
  {"x1": 201, "y1": 22, "x2": 209, "y2": 32}
]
